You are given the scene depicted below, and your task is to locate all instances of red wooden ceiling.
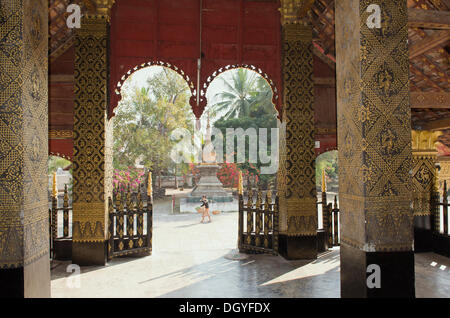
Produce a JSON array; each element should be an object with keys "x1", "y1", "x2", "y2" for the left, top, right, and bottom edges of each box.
[{"x1": 109, "y1": 0, "x2": 282, "y2": 119}]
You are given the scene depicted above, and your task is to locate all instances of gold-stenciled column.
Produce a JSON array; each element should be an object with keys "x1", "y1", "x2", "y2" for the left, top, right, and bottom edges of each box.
[
  {"x1": 336, "y1": 0, "x2": 414, "y2": 297},
  {"x1": 277, "y1": 0, "x2": 317, "y2": 260},
  {"x1": 0, "y1": 1, "x2": 50, "y2": 297},
  {"x1": 411, "y1": 130, "x2": 442, "y2": 251},
  {"x1": 72, "y1": 1, "x2": 115, "y2": 266},
  {"x1": 437, "y1": 154, "x2": 450, "y2": 233}
]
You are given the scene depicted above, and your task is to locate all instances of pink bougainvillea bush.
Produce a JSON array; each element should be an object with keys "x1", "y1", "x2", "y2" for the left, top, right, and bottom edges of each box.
[{"x1": 113, "y1": 167, "x2": 145, "y2": 191}]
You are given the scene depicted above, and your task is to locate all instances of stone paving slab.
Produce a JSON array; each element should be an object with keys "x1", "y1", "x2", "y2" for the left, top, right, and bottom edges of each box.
[{"x1": 51, "y1": 198, "x2": 450, "y2": 298}]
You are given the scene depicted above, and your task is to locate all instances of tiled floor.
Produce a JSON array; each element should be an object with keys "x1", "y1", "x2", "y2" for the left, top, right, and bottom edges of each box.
[{"x1": 51, "y1": 198, "x2": 450, "y2": 298}]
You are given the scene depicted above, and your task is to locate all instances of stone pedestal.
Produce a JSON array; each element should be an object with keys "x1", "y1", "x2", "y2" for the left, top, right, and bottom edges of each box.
[{"x1": 180, "y1": 164, "x2": 236, "y2": 213}]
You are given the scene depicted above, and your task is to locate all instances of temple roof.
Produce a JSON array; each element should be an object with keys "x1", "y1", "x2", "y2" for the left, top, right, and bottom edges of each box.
[{"x1": 310, "y1": 0, "x2": 450, "y2": 149}]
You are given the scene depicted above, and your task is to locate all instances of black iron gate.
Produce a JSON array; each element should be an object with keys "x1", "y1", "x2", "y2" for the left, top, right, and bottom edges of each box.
[
  {"x1": 238, "y1": 181, "x2": 279, "y2": 255},
  {"x1": 49, "y1": 184, "x2": 72, "y2": 260},
  {"x1": 107, "y1": 185, "x2": 153, "y2": 259}
]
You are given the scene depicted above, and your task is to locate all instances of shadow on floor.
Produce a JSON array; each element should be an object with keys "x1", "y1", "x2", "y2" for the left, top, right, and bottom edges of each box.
[{"x1": 137, "y1": 249, "x2": 341, "y2": 298}]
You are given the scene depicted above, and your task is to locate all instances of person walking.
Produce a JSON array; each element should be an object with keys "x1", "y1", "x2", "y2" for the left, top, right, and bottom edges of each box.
[{"x1": 200, "y1": 195, "x2": 212, "y2": 223}]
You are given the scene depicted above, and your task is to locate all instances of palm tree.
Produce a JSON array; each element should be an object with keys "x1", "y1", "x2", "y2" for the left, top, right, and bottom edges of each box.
[
  {"x1": 250, "y1": 76, "x2": 276, "y2": 115},
  {"x1": 209, "y1": 68, "x2": 273, "y2": 120}
]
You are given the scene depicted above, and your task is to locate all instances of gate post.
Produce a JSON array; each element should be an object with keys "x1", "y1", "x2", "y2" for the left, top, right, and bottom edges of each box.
[{"x1": 146, "y1": 172, "x2": 153, "y2": 254}]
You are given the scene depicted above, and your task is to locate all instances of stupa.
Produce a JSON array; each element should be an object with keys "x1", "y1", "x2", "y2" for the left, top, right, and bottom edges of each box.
[{"x1": 180, "y1": 114, "x2": 236, "y2": 213}]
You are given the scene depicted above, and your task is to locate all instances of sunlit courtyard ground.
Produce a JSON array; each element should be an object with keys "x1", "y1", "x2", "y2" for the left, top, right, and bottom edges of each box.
[{"x1": 51, "y1": 196, "x2": 450, "y2": 298}]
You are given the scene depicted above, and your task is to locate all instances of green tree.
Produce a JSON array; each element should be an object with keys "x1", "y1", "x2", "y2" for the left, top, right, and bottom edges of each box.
[
  {"x1": 113, "y1": 67, "x2": 194, "y2": 183},
  {"x1": 210, "y1": 69, "x2": 278, "y2": 188},
  {"x1": 209, "y1": 68, "x2": 263, "y2": 119},
  {"x1": 48, "y1": 156, "x2": 71, "y2": 174},
  {"x1": 316, "y1": 150, "x2": 338, "y2": 191}
]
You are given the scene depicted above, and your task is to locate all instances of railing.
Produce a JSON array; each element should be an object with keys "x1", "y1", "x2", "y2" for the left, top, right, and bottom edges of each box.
[
  {"x1": 434, "y1": 181, "x2": 450, "y2": 236},
  {"x1": 49, "y1": 184, "x2": 72, "y2": 259},
  {"x1": 238, "y1": 183, "x2": 279, "y2": 255},
  {"x1": 107, "y1": 185, "x2": 153, "y2": 259},
  {"x1": 317, "y1": 190, "x2": 340, "y2": 248}
]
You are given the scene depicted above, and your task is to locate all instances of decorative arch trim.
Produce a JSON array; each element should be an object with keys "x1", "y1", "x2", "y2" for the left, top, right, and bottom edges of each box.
[
  {"x1": 112, "y1": 62, "x2": 282, "y2": 120},
  {"x1": 49, "y1": 152, "x2": 73, "y2": 162},
  {"x1": 316, "y1": 147, "x2": 338, "y2": 157}
]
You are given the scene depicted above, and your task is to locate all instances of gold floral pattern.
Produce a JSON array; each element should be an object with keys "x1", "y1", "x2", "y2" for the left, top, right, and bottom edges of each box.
[
  {"x1": 0, "y1": 0, "x2": 48, "y2": 268},
  {"x1": 336, "y1": 0, "x2": 413, "y2": 252}
]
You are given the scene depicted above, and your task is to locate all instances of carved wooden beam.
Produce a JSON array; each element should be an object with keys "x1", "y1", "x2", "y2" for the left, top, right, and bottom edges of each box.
[
  {"x1": 409, "y1": 30, "x2": 450, "y2": 59},
  {"x1": 49, "y1": 130, "x2": 74, "y2": 139},
  {"x1": 49, "y1": 36, "x2": 74, "y2": 64},
  {"x1": 411, "y1": 92, "x2": 450, "y2": 109},
  {"x1": 428, "y1": 0, "x2": 450, "y2": 11},
  {"x1": 408, "y1": 8, "x2": 450, "y2": 30},
  {"x1": 312, "y1": 42, "x2": 336, "y2": 70}
]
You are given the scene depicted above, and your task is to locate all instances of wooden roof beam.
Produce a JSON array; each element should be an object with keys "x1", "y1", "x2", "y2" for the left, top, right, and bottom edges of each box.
[
  {"x1": 409, "y1": 30, "x2": 450, "y2": 59},
  {"x1": 427, "y1": 0, "x2": 450, "y2": 11},
  {"x1": 410, "y1": 64, "x2": 442, "y2": 90},
  {"x1": 423, "y1": 118, "x2": 450, "y2": 131},
  {"x1": 408, "y1": 8, "x2": 450, "y2": 30}
]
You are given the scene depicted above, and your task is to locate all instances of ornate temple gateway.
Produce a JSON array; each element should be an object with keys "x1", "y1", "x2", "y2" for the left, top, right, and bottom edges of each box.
[{"x1": 0, "y1": 0, "x2": 449, "y2": 298}]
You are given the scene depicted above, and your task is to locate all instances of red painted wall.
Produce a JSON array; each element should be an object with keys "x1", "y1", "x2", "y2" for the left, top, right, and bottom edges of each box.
[
  {"x1": 109, "y1": 0, "x2": 282, "y2": 118},
  {"x1": 49, "y1": 0, "x2": 338, "y2": 158}
]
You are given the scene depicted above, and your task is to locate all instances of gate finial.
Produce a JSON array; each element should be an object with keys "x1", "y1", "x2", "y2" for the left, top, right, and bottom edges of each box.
[
  {"x1": 52, "y1": 172, "x2": 58, "y2": 198},
  {"x1": 321, "y1": 168, "x2": 327, "y2": 193},
  {"x1": 238, "y1": 171, "x2": 243, "y2": 195},
  {"x1": 147, "y1": 171, "x2": 153, "y2": 197}
]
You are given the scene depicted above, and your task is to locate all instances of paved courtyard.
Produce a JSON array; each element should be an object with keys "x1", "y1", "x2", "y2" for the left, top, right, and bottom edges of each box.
[{"x1": 51, "y1": 198, "x2": 450, "y2": 298}]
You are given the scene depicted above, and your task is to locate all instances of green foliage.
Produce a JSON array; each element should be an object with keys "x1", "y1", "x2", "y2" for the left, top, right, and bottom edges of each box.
[
  {"x1": 210, "y1": 69, "x2": 278, "y2": 188},
  {"x1": 113, "y1": 67, "x2": 194, "y2": 176},
  {"x1": 316, "y1": 150, "x2": 338, "y2": 190},
  {"x1": 48, "y1": 156, "x2": 71, "y2": 174},
  {"x1": 209, "y1": 69, "x2": 276, "y2": 120}
]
